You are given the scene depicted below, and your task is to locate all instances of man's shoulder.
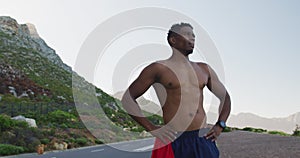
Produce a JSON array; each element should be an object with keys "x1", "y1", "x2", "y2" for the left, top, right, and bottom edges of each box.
[
  {"x1": 194, "y1": 61, "x2": 210, "y2": 68},
  {"x1": 193, "y1": 62, "x2": 212, "y2": 74},
  {"x1": 148, "y1": 60, "x2": 169, "y2": 69},
  {"x1": 143, "y1": 61, "x2": 168, "y2": 72}
]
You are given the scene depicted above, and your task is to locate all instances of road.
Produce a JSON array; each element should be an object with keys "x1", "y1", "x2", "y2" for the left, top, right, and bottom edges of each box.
[
  {"x1": 4, "y1": 131, "x2": 300, "y2": 158},
  {"x1": 3, "y1": 138, "x2": 155, "y2": 158}
]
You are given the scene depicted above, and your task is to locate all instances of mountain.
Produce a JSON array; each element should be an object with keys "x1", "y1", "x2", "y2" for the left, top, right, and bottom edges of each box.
[
  {"x1": 0, "y1": 17, "x2": 71, "y2": 72},
  {"x1": 0, "y1": 16, "x2": 161, "y2": 150},
  {"x1": 207, "y1": 111, "x2": 300, "y2": 134},
  {"x1": 0, "y1": 16, "x2": 117, "y2": 104},
  {"x1": 113, "y1": 91, "x2": 163, "y2": 116},
  {"x1": 0, "y1": 16, "x2": 73, "y2": 102}
]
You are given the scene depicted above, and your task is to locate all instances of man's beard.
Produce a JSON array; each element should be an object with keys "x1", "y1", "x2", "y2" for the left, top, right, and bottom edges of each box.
[
  {"x1": 173, "y1": 46, "x2": 193, "y2": 56},
  {"x1": 187, "y1": 49, "x2": 193, "y2": 54},
  {"x1": 184, "y1": 49, "x2": 193, "y2": 55}
]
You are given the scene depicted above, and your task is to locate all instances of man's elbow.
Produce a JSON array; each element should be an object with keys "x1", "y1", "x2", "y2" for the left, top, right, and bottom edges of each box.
[
  {"x1": 219, "y1": 91, "x2": 231, "y2": 107},
  {"x1": 121, "y1": 90, "x2": 137, "y2": 108},
  {"x1": 225, "y1": 91, "x2": 231, "y2": 109}
]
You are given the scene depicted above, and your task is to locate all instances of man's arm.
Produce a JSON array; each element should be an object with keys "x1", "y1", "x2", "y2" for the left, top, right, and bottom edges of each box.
[
  {"x1": 121, "y1": 63, "x2": 176, "y2": 144},
  {"x1": 206, "y1": 65, "x2": 231, "y2": 122},
  {"x1": 204, "y1": 64, "x2": 231, "y2": 140},
  {"x1": 121, "y1": 63, "x2": 158, "y2": 131}
]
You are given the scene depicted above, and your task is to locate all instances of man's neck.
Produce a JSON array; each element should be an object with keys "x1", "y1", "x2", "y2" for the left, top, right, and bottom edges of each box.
[{"x1": 170, "y1": 48, "x2": 190, "y2": 64}]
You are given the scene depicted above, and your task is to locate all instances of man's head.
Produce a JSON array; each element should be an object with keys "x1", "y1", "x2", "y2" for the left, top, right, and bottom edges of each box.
[{"x1": 167, "y1": 22, "x2": 195, "y2": 56}]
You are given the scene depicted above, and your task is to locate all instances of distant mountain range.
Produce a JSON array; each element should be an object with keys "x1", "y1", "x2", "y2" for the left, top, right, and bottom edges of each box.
[
  {"x1": 114, "y1": 91, "x2": 300, "y2": 134},
  {"x1": 206, "y1": 111, "x2": 300, "y2": 134},
  {"x1": 113, "y1": 91, "x2": 163, "y2": 116}
]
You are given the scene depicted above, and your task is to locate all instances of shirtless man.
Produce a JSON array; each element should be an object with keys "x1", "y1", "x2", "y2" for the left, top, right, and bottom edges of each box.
[{"x1": 122, "y1": 23, "x2": 231, "y2": 158}]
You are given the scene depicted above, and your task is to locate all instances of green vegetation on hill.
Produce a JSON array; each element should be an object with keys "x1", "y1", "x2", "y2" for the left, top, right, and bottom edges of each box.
[
  {"x1": 0, "y1": 46, "x2": 73, "y2": 103},
  {"x1": 0, "y1": 114, "x2": 41, "y2": 154},
  {"x1": 0, "y1": 144, "x2": 24, "y2": 156},
  {"x1": 0, "y1": 21, "x2": 164, "y2": 156}
]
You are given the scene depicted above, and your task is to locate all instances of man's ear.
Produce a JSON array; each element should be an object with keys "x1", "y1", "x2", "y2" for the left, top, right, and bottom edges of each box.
[{"x1": 170, "y1": 37, "x2": 176, "y2": 45}]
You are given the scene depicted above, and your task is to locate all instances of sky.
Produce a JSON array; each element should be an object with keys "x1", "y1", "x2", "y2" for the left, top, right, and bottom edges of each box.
[{"x1": 1, "y1": 0, "x2": 300, "y2": 118}]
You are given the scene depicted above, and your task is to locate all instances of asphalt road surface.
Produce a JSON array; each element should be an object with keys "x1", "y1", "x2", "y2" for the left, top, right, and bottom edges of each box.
[
  {"x1": 3, "y1": 138, "x2": 155, "y2": 158},
  {"x1": 4, "y1": 131, "x2": 300, "y2": 158}
]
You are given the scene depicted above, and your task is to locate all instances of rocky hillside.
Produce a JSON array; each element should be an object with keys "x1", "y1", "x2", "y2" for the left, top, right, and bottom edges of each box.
[
  {"x1": 0, "y1": 16, "x2": 120, "y2": 106},
  {"x1": 0, "y1": 16, "x2": 74, "y2": 103},
  {"x1": 0, "y1": 16, "x2": 162, "y2": 155},
  {"x1": 0, "y1": 17, "x2": 71, "y2": 73}
]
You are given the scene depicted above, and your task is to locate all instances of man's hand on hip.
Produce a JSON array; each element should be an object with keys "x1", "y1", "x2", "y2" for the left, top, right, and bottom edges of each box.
[
  {"x1": 205, "y1": 125, "x2": 223, "y2": 142},
  {"x1": 149, "y1": 125, "x2": 177, "y2": 145}
]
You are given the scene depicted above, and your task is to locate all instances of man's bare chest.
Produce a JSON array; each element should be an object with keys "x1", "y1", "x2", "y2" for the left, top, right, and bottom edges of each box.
[{"x1": 157, "y1": 63, "x2": 209, "y2": 90}]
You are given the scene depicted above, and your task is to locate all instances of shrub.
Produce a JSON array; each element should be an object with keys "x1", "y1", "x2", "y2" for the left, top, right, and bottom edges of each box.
[
  {"x1": 75, "y1": 137, "x2": 88, "y2": 146},
  {"x1": 42, "y1": 129, "x2": 55, "y2": 137},
  {"x1": 0, "y1": 94, "x2": 25, "y2": 103},
  {"x1": 5, "y1": 126, "x2": 43, "y2": 152},
  {"x1": 242, "y1": 127, "x2": 253, "y2": 132},
  {"x1": 0, "y1": 144, "x2": 24, "y2": 156},
  {"x1": 222, "y1": 127, "x2": 232, "y2": 132},
  {"x1": 130, "y1": 126, "x2": 144, "y2": 133},
  {"x1": 69, "y1": 132, "x2": 79, "y2": 139},
  {"x1": 60, "y1": 123, "x2": 68, "y2": 129},
  {"x1": 14, "y1": 120, "x2": 29, "y2": 129},
  {"x1": 242, "y1": 127, "x2": 266, "y2": 133},
  {"x1": 95, "y1": 139, "x2": 103, "y2": 144},
  {"x1": 253, "y1": 128, "x2": 267, "y2": 133},
  {"x1": 56, "y1": 133, "x2": 69, "y2": 139},
  {"x1": 40, "y1": 138, "x2": 50, "y2": 145},
  {"x1": 66, "y1": 138, "x2": 75, "y2": 143},
  {"x1": 268, "y1": 131, "x2": 289, "y2": 136},
  {"x1": 26, "y1": 137, "x2": 41, "y2": 152},
  {"x1": 292, "y1": 124, "x2": 300, "y2": 137},
  {"x1": 0, "y1": 114, "x2": 29, "y2": 132},
  {"x1": 0, "y1": 115, "x2": 14, "y2": 132},
  {"x1": 231, "y1": 127, "x2": 242, "y2": 131},
  {"x1": 48, "y1": 110, "x2": 76, "y2": 124},
  {"x1": 30, "y1": 127, "x2": 44, "y2": 139}
]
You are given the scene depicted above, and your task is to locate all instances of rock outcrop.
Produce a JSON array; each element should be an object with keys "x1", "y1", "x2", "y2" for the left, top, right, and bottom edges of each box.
[
  {"x1": 0, "y1": 16, "x2": 71, "y2": 73},
  {"x1": 12, "y1": 115, "x2": 37, "y2": 128}
]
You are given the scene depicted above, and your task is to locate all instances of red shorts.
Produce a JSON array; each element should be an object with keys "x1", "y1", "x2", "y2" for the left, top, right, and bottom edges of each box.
[{"x1": 151, "y1": 129, "x2": 219, "y2": 158}]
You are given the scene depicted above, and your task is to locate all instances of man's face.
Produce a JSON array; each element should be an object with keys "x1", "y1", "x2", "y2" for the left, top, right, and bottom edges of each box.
[{"x1": 172, "y1": 26, "x2": 195, "y2": 55}]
